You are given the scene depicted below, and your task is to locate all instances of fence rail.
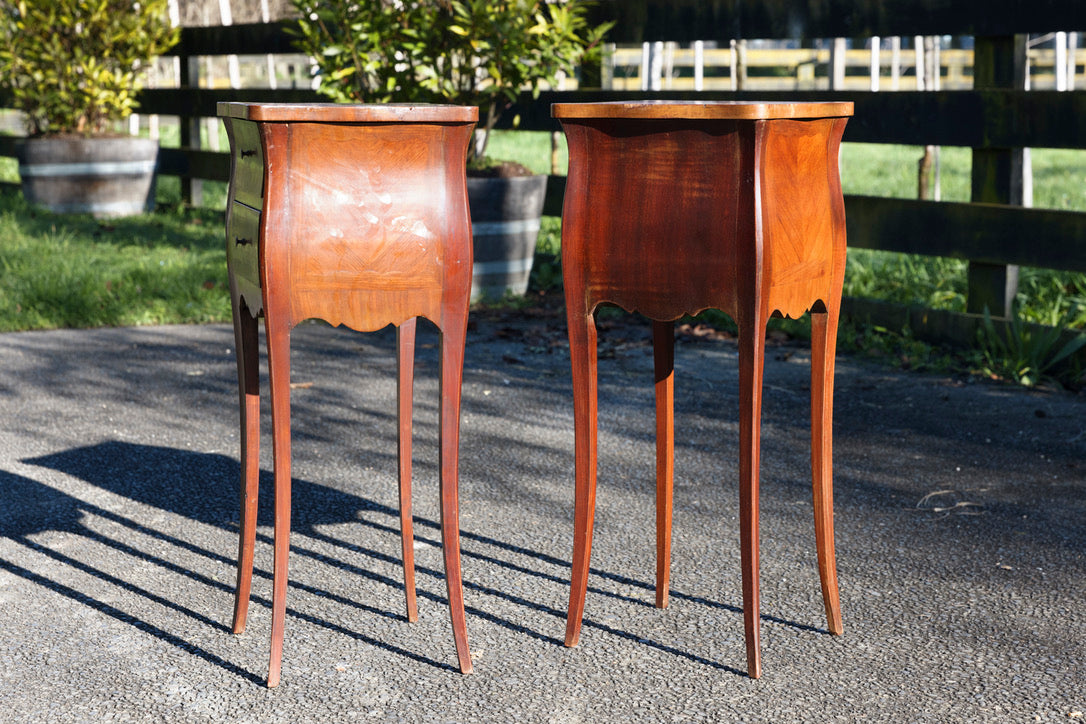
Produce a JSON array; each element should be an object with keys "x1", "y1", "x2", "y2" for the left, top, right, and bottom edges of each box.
[
  {"x1": 605, "y1": 43, "x2": 1083, "y2": 92},
  {"x1": 606, "y1": 45, "x2": 977, "y2": 91},
  {"x1": 2, "y1": 20, "x2": 1084, "y2": 349}
]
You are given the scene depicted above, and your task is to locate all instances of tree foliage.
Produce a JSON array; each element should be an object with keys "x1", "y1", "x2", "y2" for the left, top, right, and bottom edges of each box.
[
  {"x1": 289, "y1": 0, "x2": 611, "y2": 159},
  {"x1": 0, "y1": 0, "x2": 179, "y2": 136}
]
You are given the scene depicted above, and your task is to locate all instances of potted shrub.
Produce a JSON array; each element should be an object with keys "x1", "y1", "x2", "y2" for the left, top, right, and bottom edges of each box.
[
  {"x1": 291, "y1": 0, "x2": 611, "y2": 299},
  {"x1": 0, "y1": 0, "x2": 179, "y2": 217}
]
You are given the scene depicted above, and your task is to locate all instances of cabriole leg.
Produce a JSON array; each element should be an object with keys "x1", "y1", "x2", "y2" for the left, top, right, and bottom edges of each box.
[
  {"x1": 264, "y1": 316, "x2": 292, "y2": 689},
  {"x1": 438, "y1": 316, "x2": 472, "y2": 674},
  {"x1": 653, "y1": 320, "x2": 675, "y2": 609},
  {"x1": 565, "y1": 309, "x2": 599, "y2": 647},
  {"x1": 397, "y1": 317, "x2": 419, "y2": 623},
  {"x1": 737, "y1": 315, "x2": 766, "y2": 679},
  {"x1": 231, "y1": 300, "x2": 260, "y2": 635},
  {"x1": 810, "y1": 309, "x2": 843, "y2": 635}
]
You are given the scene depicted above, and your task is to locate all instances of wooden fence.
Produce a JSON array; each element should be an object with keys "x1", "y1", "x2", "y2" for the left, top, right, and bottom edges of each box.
[
  {"x1": 2, "y1": 19, "x2": 1085, "y2": 349},
  {"x1": 604, "y1": 40, "x2": 1081, "y2": 92},
  {"x1": 606, "y1": 43, "x2": 976, "y2": 91}
]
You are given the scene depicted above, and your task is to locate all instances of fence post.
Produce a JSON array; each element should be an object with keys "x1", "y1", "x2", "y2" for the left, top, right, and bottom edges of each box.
[
  {"x1": 640, "y1": 42, "x2": 650, "y2": 91},
  {"x1": 830, "y1": 37, "x2": 847, "y2": 89},
  {"x1": 694, "y1": 40, "x2": 704, "y2": 91},
  {"x1": 177, "y1": 50, "x2": 204, "y2": 207},
  {"x1": 651, "y1": 41, "x2": 665, "y2": 90},
  {"x1": 928, "y1": 37, "x2": 942, "y2": 201},
  {"x1": 1069, "y1": 32, "x2": 1079, "y2": 89},
  {"x1": 870, "y1": 36, "x2": 881, "y2": 91},
  {"x1": 968, "y1": 35, "x2": 1030, "y2": 318},
  {"x1": 731, "y1": 39, "x2": 747, "y2": 90},
  {"x1": 600, "y1": 43, "x2": 615, "y2": 89},
  {"x1": 260, "y1": 0, "x2": 276, "y2": 89},
  {"x1": 1056, "y1": 32, "x2": 1069, "y2": 90},
  {"x1": 890, "y1": 36, "x2": 901, "y2": 89}
]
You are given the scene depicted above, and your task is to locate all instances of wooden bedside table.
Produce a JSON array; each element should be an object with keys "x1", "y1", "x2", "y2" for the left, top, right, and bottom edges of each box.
[
  {"x1": 553, "y1": 100, "x2": 853, "y2": 679},
  {"x1": 219, "y1": 102, "x2": 477, "y2": 686}
]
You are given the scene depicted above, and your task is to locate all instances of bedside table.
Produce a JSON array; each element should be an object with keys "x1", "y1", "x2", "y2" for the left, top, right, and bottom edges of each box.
[
  {"x1": 553, "y1": 100, "x2": 853, "y2": 679},
  {"x1": 219, "y1": 102, "x2": 478, "y2": 687}
]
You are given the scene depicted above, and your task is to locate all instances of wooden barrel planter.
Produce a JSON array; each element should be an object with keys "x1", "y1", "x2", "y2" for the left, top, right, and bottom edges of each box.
[
  {"x1": 467, "y1": 174, "x2": 548, "y2": 301},
  {"x1": 17, "y1": 136, "x2": 159, "y2": 218}
]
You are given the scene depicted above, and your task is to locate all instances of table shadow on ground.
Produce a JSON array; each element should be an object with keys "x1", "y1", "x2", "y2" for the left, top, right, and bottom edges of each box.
[{"x1": 12, "y1": 441, "x2": 826, "y2": 681}]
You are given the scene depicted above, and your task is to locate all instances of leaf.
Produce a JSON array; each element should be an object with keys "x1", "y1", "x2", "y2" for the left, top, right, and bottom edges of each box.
[{"x1": 1048, "y1": 332, "x2": 1086, "y2": 368}]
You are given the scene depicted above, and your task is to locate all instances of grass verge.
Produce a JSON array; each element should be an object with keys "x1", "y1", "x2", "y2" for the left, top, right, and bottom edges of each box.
[{"x1": 0, "y1": 189, "x2": 229, "y2": 331}]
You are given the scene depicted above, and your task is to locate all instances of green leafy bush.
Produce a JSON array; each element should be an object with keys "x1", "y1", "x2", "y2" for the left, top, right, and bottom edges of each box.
[
  {"x1": 0, "y1": 0, "x2": 179, "y2": 136},
  {"x1": 977, "y1": 305, "x2": 1086, "y2": 387},
  {"x1": 290, "y1": 0, "x2": 611, "y2": 160}
]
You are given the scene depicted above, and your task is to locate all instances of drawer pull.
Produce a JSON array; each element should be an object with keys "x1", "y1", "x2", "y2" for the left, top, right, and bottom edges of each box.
[
  {"x1": 240, "y1": 149, "x2": 256, "y2": 158},
  {"x1": 235, "y1": 237, "x2": 254, "y2": 247}
]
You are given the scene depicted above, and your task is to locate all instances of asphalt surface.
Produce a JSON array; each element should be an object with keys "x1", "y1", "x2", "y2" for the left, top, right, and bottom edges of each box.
[{"x1": 0, "y1": 309, "x2": 1083, "y2": 723}]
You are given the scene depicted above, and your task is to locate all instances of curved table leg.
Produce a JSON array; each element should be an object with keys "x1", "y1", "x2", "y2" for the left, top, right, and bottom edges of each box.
[
  {"x1": 653, "y1": 320, "x2": 675, "y2": 609},
  {"x1": 738, "y1": 315, "x2": 766, "y2": 680},
  {"x1": 810, "y1": 309, "x2": 843, "y2": 636},
  {"x1": 439, "y1": 315, "x2": 473, "y2": 674},
  {"x1": 565, "y1": 309, "x2": 599, "y2": 647},
  {"x1": 265, "y1": 315, "x2": 292, "y2": 689},
  {"x1": 231, "y1": 300, "x2": 260, "y2": 635},
  {"x1": 397, "y1": 318, "x2": 419, "y2": 623}
]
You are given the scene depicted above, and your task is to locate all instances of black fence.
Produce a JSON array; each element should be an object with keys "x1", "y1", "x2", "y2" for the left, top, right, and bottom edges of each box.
[{"x1": 3, "y1": 14, "x2": 1086, "y2": 349}]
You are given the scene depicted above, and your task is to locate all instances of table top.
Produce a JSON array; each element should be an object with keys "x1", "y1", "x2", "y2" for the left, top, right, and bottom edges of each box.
[
  {"x1": 217, "y1": 102, "x2": 479, "y2": 123},
  {"x1": 552, "y1": 100, "x2": 853, "y2": 120}
]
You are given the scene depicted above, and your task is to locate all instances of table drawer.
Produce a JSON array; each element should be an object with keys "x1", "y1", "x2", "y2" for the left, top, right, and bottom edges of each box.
[
  {"x1": 229, "y1": 120, "x2": 264, "y2": 209},
  {"x1": 227, "y1": 201, "x2": 261, "y2": 288}
]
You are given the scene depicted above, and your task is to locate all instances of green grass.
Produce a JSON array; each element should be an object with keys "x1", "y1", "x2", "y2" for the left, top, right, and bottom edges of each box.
[
  {"x1": 830, "y1": 143, "x2": 1086, "y2": 386},
  {"x1": 838, "y1": 143, "x2": 1086, "y2": 330},
  {"x1": 485, "y1": 130, "x2": 568, "y2": 176},
  {"x1": 0, "y1": 189, "x2": 229, "y2": 331},
  {"x1": 841, "y1": 143, "x2": 1086, "y2": 210}
]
